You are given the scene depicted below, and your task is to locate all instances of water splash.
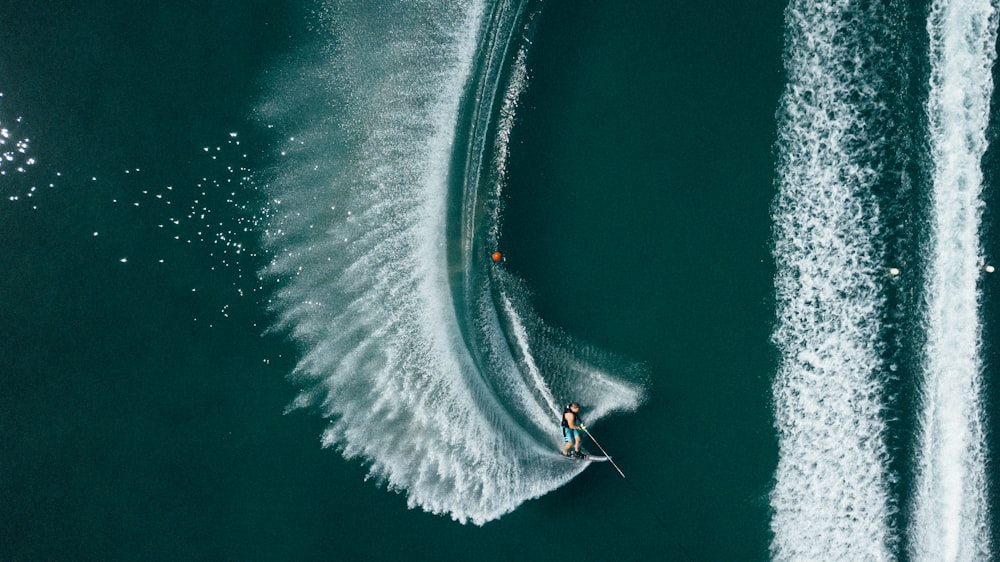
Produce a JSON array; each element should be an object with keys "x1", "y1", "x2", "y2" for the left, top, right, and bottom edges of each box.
[{"x1": 257, "y1": 0, "x2": 644, "y2": 525}]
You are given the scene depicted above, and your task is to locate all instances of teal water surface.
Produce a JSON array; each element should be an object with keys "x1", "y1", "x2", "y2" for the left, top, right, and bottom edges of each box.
[
  {"x1": 3, "y1": 1, "x2": 953, "y2": 560},
  {"x1": 502, "y1": 2, "x2": 783, "y2": 558}
]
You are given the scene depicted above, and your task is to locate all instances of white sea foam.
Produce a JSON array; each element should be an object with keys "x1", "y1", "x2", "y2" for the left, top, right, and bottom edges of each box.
[
  {"x1": 258, "y1": 1, "x2": 644, "y2": 525},
  {"x1": 911, "y1": 1, "x2": 995, "y2": 559},
  {"x1": 493, "y1": 44, "x2": 528, "y2": 190},
  {"x1": 771, "y1": 1, "x2": 895, "y2": 559}
]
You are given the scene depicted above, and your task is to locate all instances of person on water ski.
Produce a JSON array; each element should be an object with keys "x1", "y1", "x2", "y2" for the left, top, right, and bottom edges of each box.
[{"x1": 562, "y1": 402, "x2": 586, "y2": 458}]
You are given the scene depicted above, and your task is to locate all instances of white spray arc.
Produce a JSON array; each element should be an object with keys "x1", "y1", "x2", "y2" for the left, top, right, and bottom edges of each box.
[{"x1": 256, "y1": 0, "x2": 645, "y2": 525}]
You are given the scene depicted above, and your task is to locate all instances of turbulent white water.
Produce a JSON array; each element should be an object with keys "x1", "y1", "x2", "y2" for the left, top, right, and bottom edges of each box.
[
  {"x1": 774, "y1": 0, "x2": 997, "y2": 558},
  {"x1": 771, "y1": 0, "x2": 896, "y2": 559},
  {"x1": 256, "y1": 0, "x2": 644, "y2": 525},
  {"x1": 911, "y1": 1, "x2": 995, "y2": 560}
]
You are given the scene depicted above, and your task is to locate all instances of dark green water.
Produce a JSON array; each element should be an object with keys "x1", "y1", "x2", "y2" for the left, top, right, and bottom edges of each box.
[
  {"x1": 3, "y1": 1, "x2": 786, "y2": 560},
  {"x1": 501, "y1": 2, "x2": 784, "y2": 558}
]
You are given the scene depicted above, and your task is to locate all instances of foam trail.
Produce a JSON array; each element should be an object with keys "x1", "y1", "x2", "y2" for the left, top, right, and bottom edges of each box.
[
  {"x1": 911, "y1": 1, "x2": 995, "y2": 559},
  {"x1": 771, "y1": 1, "x2": 895, "y2": 559},
  {"x1": 257, "y1": 0, "x2": 645, "y2": 525}
]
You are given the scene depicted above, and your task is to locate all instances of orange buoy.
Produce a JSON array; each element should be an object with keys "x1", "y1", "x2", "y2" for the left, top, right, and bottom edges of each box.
[{"x1": 491, "y1": 251, "x2": 503, "y2": 262}]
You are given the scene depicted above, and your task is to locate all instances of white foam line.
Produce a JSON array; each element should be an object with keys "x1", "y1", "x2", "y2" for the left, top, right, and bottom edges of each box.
[
  {"x1": 911, "y1": 1, "x2": 995, "y2": 560},
  {"x1": 498, "y1": 291, "x2": 561, "y2": 420},
  {"x1": 493, "y1": 44, "x2": 528, "y2": 188},
  {"x1": 770, "y1": 1, "x2": 894, "y2": 559}
]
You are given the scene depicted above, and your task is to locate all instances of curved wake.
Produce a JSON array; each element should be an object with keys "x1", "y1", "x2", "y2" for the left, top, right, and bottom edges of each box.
[{"x1": 256, "y1": 0, "x2": 645, "y2": 525}]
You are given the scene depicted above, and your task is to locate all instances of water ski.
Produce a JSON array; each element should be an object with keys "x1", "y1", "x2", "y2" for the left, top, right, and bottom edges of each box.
[{"x1": 562, "y1": 450, "x2": 609, "y2": 462}]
